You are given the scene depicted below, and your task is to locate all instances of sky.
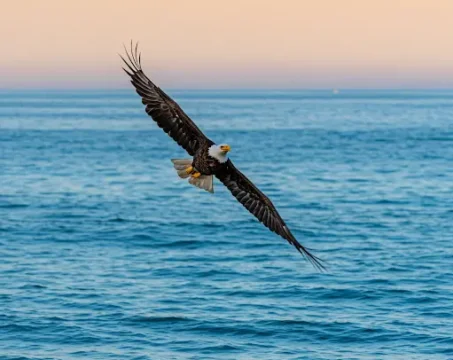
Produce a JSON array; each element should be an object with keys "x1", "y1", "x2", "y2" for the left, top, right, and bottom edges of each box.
[{"x1": 1, "y1": 0, "x2": 453, "y2": 89}]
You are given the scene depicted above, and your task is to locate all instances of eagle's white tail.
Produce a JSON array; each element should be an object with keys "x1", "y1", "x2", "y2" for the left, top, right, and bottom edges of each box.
[
  {"x1": 188, "y1": 174, "x2": 214, "y2": 193},
  {"x1": 171, "y1": 159, "x2": 192, "y2": 179},
  {"x1": 171, "y1": 159, "x2": 214, "y2": 193}
]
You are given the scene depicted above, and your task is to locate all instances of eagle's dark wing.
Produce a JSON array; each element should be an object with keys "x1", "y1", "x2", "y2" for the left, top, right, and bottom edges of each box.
[
  {"x1": 216, "y1": 160, "x2": 324, "y2": 270},
  {"x1": 120, "y1": 43, "x2": 211, "y2": 156}
]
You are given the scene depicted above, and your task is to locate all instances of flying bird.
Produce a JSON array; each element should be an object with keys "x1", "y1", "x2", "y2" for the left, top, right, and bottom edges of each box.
[{"x1": 121, "y1": 43, "x2": 324, "y2": 269}]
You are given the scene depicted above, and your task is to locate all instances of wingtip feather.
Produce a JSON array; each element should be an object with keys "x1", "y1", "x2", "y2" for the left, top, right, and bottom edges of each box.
[
  {"x1": 296, "y1": 244, "x2": 327, "y2": 272},
  {"x1": 121, "y1": 40, "x2": 142, "y2": 74},
  {"x1": 283, "y1": 226, "x2": 326, "y2": 271},
  {"x1": 122, "y1": 67, "x2": 133, "y2": 77}
]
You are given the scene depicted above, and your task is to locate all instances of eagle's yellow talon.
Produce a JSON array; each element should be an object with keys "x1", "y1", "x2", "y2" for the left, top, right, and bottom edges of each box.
[
  {"x1": 185, "y1": 165, "x2": 193, "y2": 174},
  {"x1": 192, "y1": 172, "x2": 201, "y2": 178}
]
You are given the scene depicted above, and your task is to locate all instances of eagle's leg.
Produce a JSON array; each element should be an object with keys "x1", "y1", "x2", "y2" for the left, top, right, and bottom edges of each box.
[
  {"x1": 191, "y1": 172, "x2": 201, "y2": 178},
  {"x1": 185, "y1": 165, "x2": 194, "y2": 174}
]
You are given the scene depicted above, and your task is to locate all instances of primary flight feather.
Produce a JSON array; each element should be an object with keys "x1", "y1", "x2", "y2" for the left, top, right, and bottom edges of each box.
[{"x1": 121, "y1": 43, "x2": 324, "y2": 270}]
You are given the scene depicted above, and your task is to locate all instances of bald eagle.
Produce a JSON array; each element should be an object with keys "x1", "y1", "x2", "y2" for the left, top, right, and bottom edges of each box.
[{"x1": 121, "y1": 44, "x2": 324, "y2": 270}]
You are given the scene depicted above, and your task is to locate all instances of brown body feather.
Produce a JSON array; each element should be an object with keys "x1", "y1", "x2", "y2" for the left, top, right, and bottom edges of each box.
[{"x1": 193, "y1": 143, "x2": 226, "y2": 175}]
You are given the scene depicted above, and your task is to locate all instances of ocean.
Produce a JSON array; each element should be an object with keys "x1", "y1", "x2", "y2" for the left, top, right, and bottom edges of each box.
[{"x1": 1, "y1": 89, "x2": 453, "y2": 359}]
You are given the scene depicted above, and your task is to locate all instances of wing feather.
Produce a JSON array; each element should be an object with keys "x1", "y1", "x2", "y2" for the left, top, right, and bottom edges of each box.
[
  {"x1": 216, "y1": 160, "x2": 324, "y2": 270},
  {"x1": 121, "y1": 42, "x2": 211, "y2": 155}
]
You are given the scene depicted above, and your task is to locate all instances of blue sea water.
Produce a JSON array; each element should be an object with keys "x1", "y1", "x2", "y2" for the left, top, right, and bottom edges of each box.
[{"x1": 1, "y1": 89, "x2": 453, "y2": 359}]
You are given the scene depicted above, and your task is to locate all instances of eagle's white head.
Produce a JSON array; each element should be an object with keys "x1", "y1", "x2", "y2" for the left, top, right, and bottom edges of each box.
[{"x1": 208, "y1": 144, "x2": 231, "y2": 163}]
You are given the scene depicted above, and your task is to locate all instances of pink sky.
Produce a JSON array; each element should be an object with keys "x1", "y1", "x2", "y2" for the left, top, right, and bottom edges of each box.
[{"x1": 1, "y1": 0, "x2": 453, "y2": 88}]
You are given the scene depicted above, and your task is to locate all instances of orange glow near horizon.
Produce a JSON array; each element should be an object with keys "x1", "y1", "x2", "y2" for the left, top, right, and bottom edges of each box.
[{"x1": 1, "y1": 0, "x2": 453, "y2": 88}]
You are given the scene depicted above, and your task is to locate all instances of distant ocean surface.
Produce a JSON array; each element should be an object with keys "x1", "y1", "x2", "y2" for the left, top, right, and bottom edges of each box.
[{"x1": 1, "y1": 89, "x2": 453, "y2": 359}]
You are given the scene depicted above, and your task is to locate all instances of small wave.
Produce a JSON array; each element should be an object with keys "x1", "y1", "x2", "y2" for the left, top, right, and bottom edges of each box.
[
  {"x1": 314, "y1": 287, "x2": 378, "y2": 300},
  {"x1": 190, "y1": 323, "x2": 274, "y2": 337},
  {"x1": 0, "y1": 203, "x2": 29, "y2": 209},
  {"x1": 126, "y1": 315, "x2": 194, "y2": 324},
  {"x1": 18, "y1": 284, "x2": 47, "y2": 290}
]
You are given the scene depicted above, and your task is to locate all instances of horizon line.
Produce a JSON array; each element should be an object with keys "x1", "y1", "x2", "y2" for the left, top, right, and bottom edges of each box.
[{"x1": 2, "y1": 87, "x2": 453, "y2": 92}]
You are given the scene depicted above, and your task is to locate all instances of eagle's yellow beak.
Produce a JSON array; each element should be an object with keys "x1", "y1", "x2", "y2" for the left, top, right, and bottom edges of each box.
[{"x1": 220, "y1": 144, "x2": 231, "y2": 153}]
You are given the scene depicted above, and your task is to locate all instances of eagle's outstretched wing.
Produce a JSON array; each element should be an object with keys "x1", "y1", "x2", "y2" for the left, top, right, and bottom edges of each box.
[
  {"x1": 216, "y1": 160, "x2": 325, "y2": 270},
  {"x1": 120, "y1": 43, "x2": 212, "y2": 156}
]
